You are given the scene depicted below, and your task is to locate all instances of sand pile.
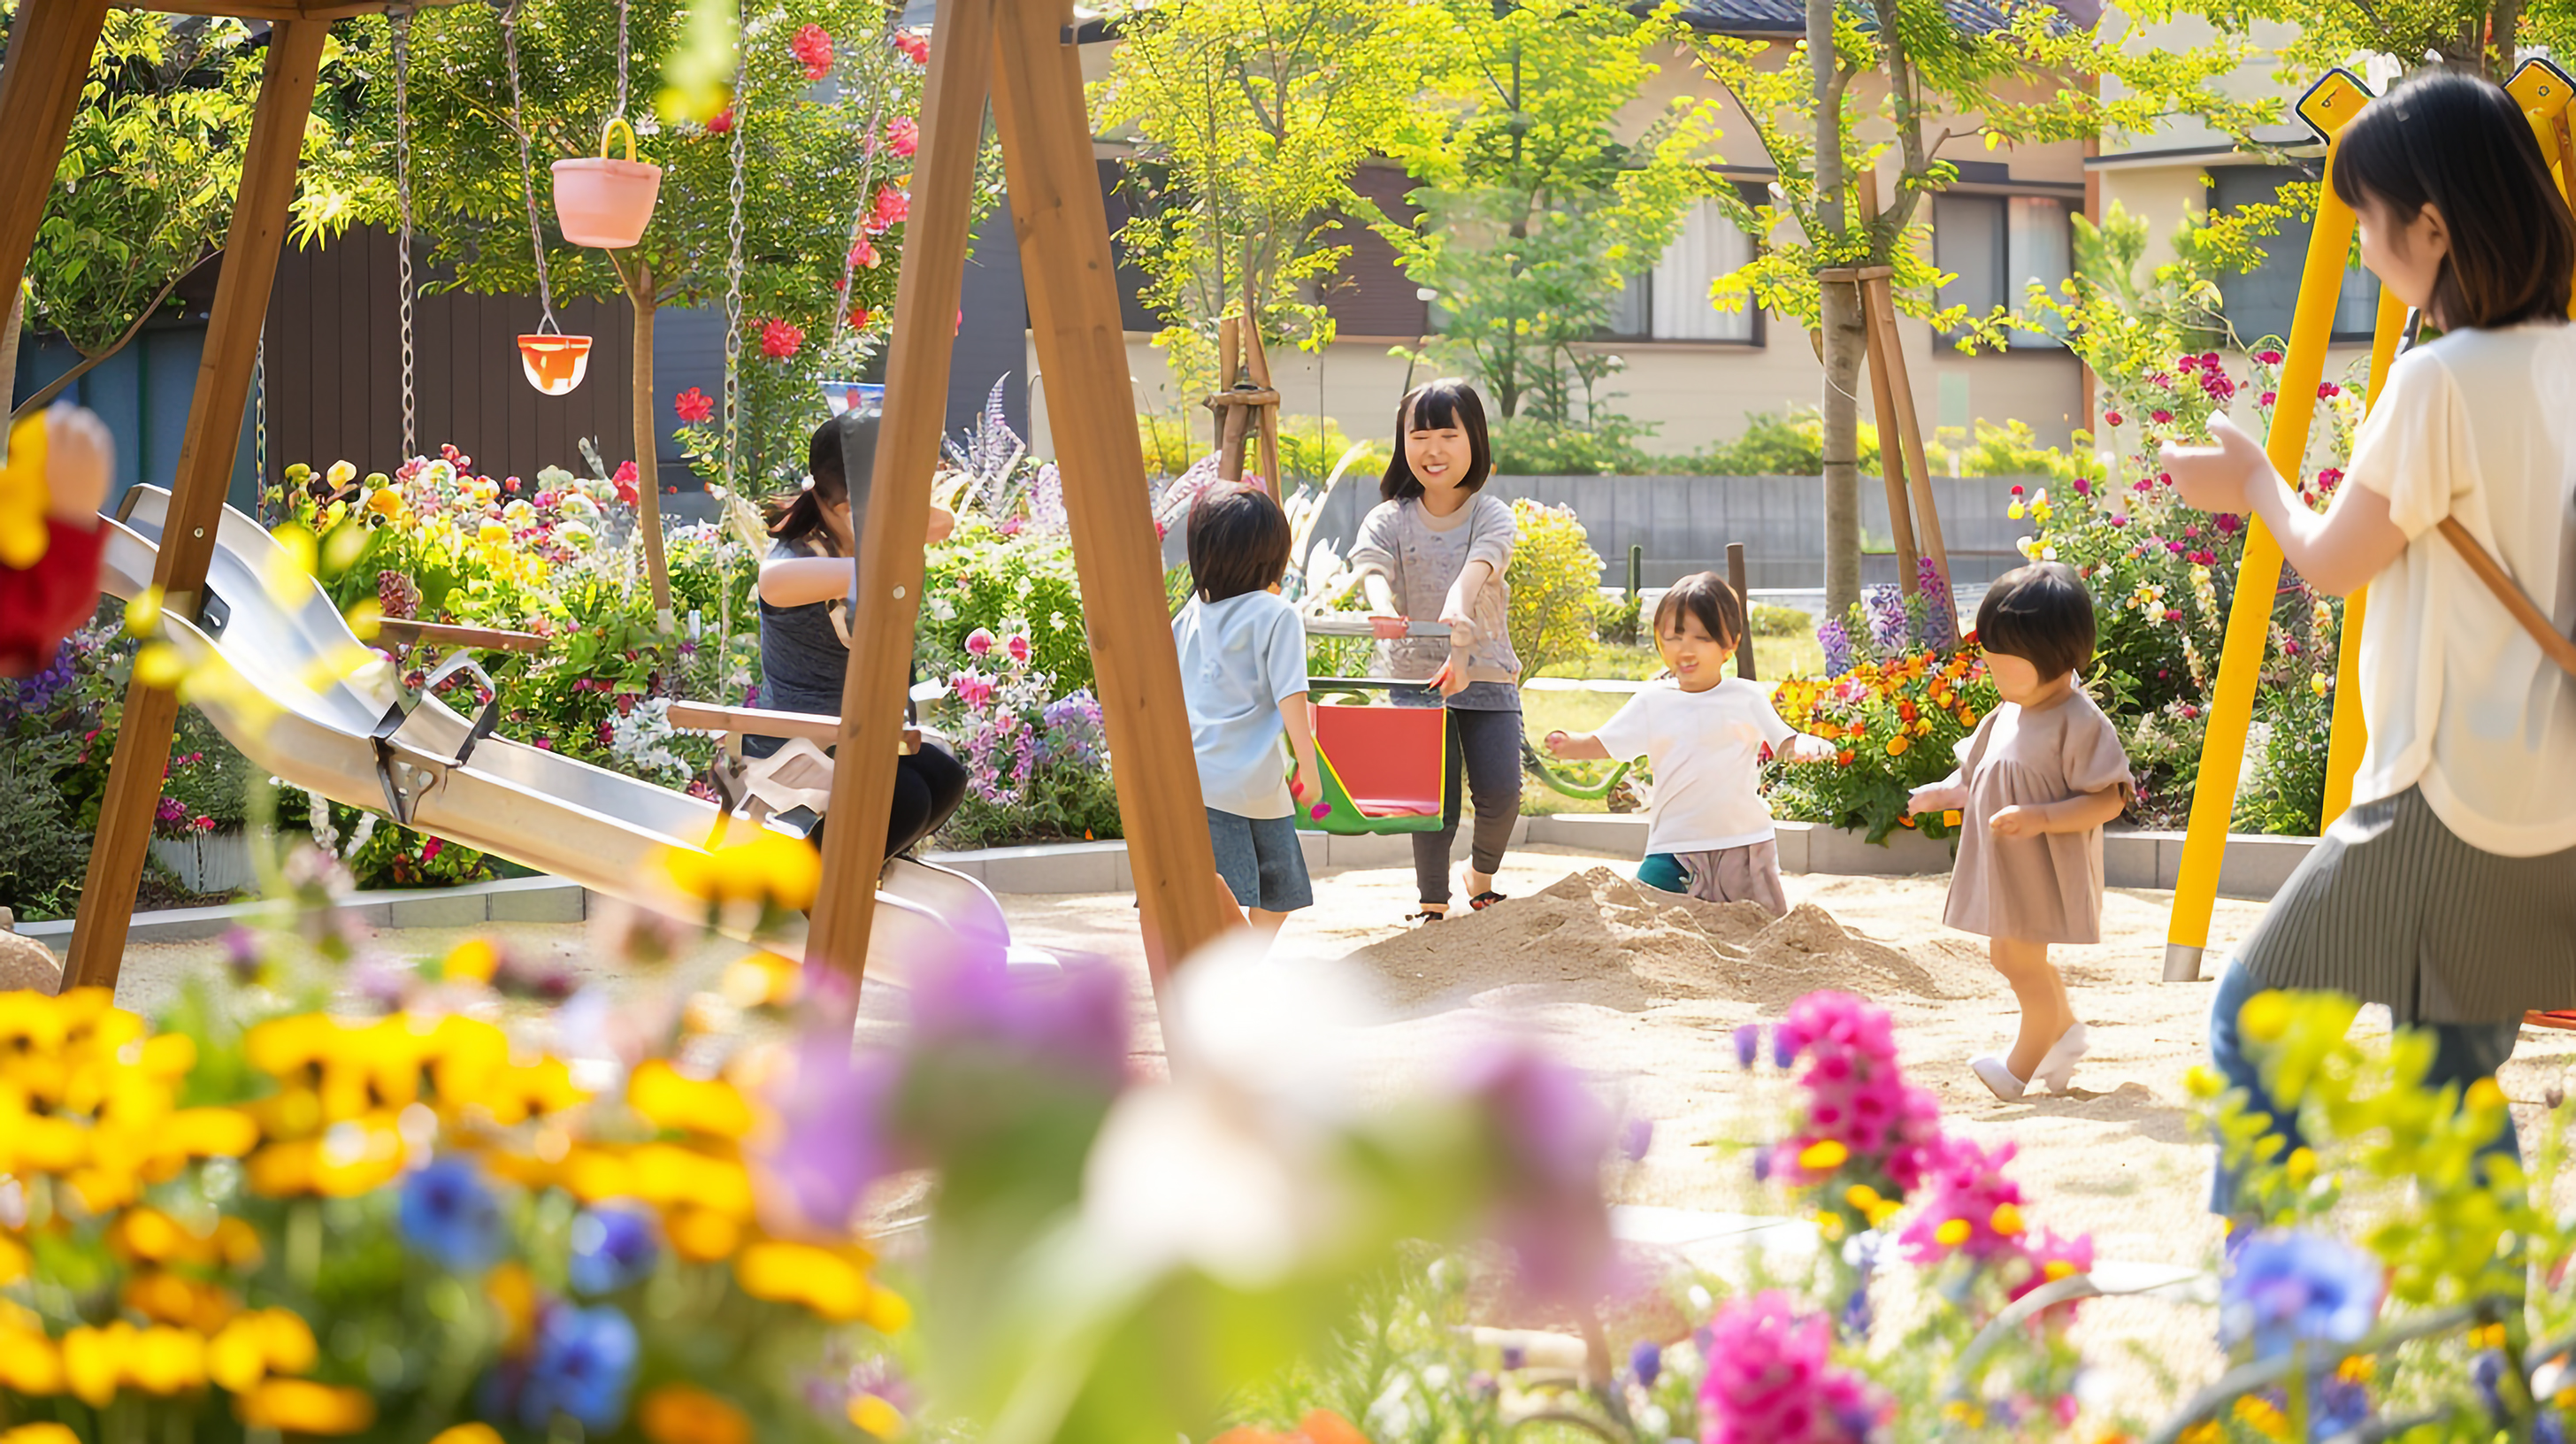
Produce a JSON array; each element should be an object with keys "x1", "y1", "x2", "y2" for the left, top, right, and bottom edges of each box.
[{"x1": 1348, "y1": 867, "x2": 1947, "y2": 1013}]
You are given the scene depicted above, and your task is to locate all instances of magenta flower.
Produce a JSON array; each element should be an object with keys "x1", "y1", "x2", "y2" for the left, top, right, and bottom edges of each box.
[
  {"x1": 1006, "y1": 634, "x2": 1031, "y2": 664},
  {"x1": 2103, "y1": 410, "x2": 2124, "y2": 426},
  {"x1": 1768, "y1": 991, "x2": 1941, "y2": 1194},
  {"x1": 1899, "y1": 1134, "x2": 2027, "y2": 1264},
  {"x1": 2214, "y1": 512, "x2": 2241, "y2": 534},
  {"x1": 1698, "y1": 1293, "x2": 1878, "y2": 1444},
  {"x1": 2259, "y1": 391, "x2": 2279, "y2": 407},
  {"x1": 2150, "y1": 409, "x2": 2175, "y2": 425},
  {"x1": 1460, "y1": 1044, "x2": 1619, "y2": 1311},
  {"x1": 2319, "y1": 382, "x2": 2343, "y2": 398},
  {"x1": 965, "y1": 626, "x2": 995, "y2": 657},
  {"x1": 2257, "y1": 349, "x2": 2285, "y2": 365}
]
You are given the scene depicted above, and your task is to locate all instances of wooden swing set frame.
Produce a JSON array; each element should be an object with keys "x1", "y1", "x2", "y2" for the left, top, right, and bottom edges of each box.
[{"x1": 3, "y1": 0, "x2": 1235, "y2": 998}]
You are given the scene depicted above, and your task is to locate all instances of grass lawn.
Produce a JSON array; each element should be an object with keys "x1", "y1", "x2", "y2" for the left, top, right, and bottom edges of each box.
[{"x1": 1539, "y1": 634, "x2": 1824, "y2": 682}]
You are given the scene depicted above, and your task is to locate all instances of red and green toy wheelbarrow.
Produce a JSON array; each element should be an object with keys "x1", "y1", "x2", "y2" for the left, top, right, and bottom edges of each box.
[{"x1": 1295, "y1": 616, "x2": 1461, "y2": 837}]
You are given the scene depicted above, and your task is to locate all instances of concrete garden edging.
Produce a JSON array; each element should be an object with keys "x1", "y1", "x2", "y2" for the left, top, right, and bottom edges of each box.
[{"x1": 26, "y1": 819, "x2": 2317, "y2": 950}]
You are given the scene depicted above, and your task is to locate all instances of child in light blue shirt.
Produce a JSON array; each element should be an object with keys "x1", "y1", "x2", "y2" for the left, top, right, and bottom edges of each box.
[{"x1": 1171, "y1": 485, "x2": 1320, "y2": 934}]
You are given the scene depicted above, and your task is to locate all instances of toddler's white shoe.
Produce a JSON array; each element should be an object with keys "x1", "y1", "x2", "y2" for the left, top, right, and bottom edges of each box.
[
  {"x1": 1970, "y1": 1056, "x2": 2027, "y2": 1102},
  {"x1": 2034, "y1": 1022, "x2": 2090, "y2": 1095}
]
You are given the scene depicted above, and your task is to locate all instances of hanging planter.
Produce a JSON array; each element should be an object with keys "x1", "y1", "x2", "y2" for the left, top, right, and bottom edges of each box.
[
  {"x1": 819, "y1": 381, "x2": 883, "y2": 417},
  {"x1": 518, "y1": 331, "x2": 594, "y2": 396},
  {"x1": 551, "y1": 118, "x2": 662, "y2": 249}
]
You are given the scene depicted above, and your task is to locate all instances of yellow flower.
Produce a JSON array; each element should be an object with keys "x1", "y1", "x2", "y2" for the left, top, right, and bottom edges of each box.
[
  {"x1": 721, "y1": 952, "x2": 803, "y2": 1010},
  {"x1": 1813, "y1": 1210, "x2": 1846, "y2": 1241},
  {"x1": 1, "y1": 1425, "x2": 81, "y2": 1444},
  {"x1": 1934, "y1": 1217, "x2": 1972, "y2": 1248},
  {"x1": 663, "y1": 833, "x2": 823, "y2": 912},
  {"x1": 736, "y1": 1240, "x2": 881, "y2": 1322},
  {"x1": 0, "y1": 1324, "x2": 65, "y2": 1394},
  {"x1": 1990, "y1": 1202, "x2": 2025, "y2": 1237},
  {"x1": 123, "y1": 1271, "x2": 238, "y2": 1333},
  {"x1": 1944, "y1": 1401, "x2": 1987, "y2": 1428},
  {"x1": 126, "y1": 1325, "x2": 209, "y2": 1394},
  {"x1": 0, "y1": 413, "x2": 51, "y2": 569},
  {"x1": 2006, "y1": 501, "x2": 2026, "y2": 521},
  {"x1": 2179, "y1": 1425, "x2": 2223, "y2": 1444},
  {"x1": 2233, "y1": 1394, "x2": 2290, "y2": 1440},
  {"x1": 629, "y1": 1060, "x2": 755, "y2": 1140},
  {"x1": 2336, "y1": 1354, "x2": 2374, "y2": 1384},
  {"x1": 640, "y1": 1384, "x2": 755, "y2": 1444},
  {"x1": 1844, "y1": 1184, "x2": 1882, "y2": 1212},
  {"x1": 478, "y1": 519, "x2": 511, "y2": 547},
  {"x1": 1886, "y1": 735, "x2": 1909, "y2": 757},
  {"x1": 326, "y1": 460, "x2": 356, "y2": 488},
  {"x1": 1796, "y1": 1139, "x2": 1848, "y2": 1171},
  {"x1": 488, "y1": 1263, "x2": 540, "y2": 1354},
  {"x1": 2043, "y1": 1259, "x2": 2079, "y2": 1282},
  {"x1": 666, "y1": 1206, "x2": 744, "y2": 1263},
  {"x1": 2236, "y1": 990, "x2": 2292, "y2": 1043},
  {"x1": 430, "y1": 1428, "x2": 506, "y2": 1444},
  {"x1": 364, "y1": 486, "x2": 405, "y2": 519},
  {"x1": 2286, "y1": 1148, "x2": 2318, "y2": 1184},
  {"x1": 2466, "y1": 1079, "x2": 2508, "y2": 1112},
  {"x1": 2309, "y1": 672, "x2": 2330, "y2": 699},
  {"x1": 2183, "y1": 1065, "x2": 2226, "y2": 1100},
  {"x1": 0, "y1": 1234, "x2": 25, "y2": 1286},
  {"x1": 443, "y1": 938, "x2": 502, "y2": 984},
  {"x1": 235, "y1": 1379, "x2": 376, "y2": 1435},
  {"x1": 849, "y1": 1394, "x2": 907, "y2": 1439}
]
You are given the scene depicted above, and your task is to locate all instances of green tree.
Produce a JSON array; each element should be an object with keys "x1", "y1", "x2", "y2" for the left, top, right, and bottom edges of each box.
[
  {"x1": 1092, "y1": 0, "x2": 1437, "y2": 411},
  {"x1": 1683, "y1": 3, "x2": 2264, "y2": 614},
  {"x1": 310, "y1": 0, "x2": 975, "y2": 614},
  {"x1": 1379, "y1": 0, "x2": 1715, "y2": 429},
  {"x1": 2143, "y1": 0, "x2": 2576, "y2": 83},
  {"x1": 0, "y1": 10, "x2": 342, "y2": 420}
]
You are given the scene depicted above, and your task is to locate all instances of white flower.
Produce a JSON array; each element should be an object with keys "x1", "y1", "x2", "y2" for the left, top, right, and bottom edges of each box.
[
  {"x1": 559, "y1": 493, "x2": 602, "y2": 521},
  {"x1": 536, "y1": 465, "x2": 575, "y2": 491},
  {"x1": 557, "y1": 521, "x2": 597, "y2": 551}
]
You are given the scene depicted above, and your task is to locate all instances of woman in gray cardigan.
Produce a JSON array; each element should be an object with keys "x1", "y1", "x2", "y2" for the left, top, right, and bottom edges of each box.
[{"x1": 1350, "y1": 380, "x2": 1524, "y2": 921}]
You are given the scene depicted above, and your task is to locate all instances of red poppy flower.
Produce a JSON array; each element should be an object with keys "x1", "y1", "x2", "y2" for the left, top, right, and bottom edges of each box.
[
  {"x1": 759, "y1": 319, "x2": 805, "y2": 360},
  {"x1": 674, "y1": 387, "x2": 716, "y2": 424},
  {"x1": 893, "y1": 30, "x2": 929, "y2": 64},
  {"x1": 791, "y1": 23, "x2": 834, "y2": 81},
  {"x1": 886, "y1": 117, "x2": 919, "y2": 158},
  {"x1": 708, "y1": 105, "x2": 735, "y2": 135},
  {"x1": 847, "y1": 236, "x2": 880, "y2": 270},
  {"x1": 869, "y1": 186, "x2": 909, "y2": 233}
]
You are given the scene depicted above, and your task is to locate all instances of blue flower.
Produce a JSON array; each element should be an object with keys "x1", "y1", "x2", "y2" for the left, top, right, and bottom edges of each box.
[
  {"x1": 567, "y1": 1207, "x2": 659, "y2": 1295},
  {"x1": 2219, "y1": 1230, "x2": 2383, "y2": 1362},
  {"x1": 520, "y1": 1305, "x2": 639, "y2": 1431},
  {"x1": 1629, "y1": 1340, "x2": 1661, "y2": 1388},
  {"x1": 1774, "y1": 1025, "x2": 1800, "y2": 1070},
  {"x1": 1732, "y1": 1024, "x2": 1760, "y2": 1070},
  {"x1": 398, "y1": 1157, "x2": 502, "y2": 1271}
]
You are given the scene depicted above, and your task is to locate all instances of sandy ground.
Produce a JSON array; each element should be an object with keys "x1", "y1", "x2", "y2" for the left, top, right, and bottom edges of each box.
[{"x1": 88, "y1": 846, "x2": 2576, "y2": 1418}]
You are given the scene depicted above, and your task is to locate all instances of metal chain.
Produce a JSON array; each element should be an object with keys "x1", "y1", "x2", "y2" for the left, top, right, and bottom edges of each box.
[
  {"x1": 392, "y1": 6, "x2": 417, "y2": 456},
  {"x1": 498, "y1": 0, "x2": 561, "y2": 333},
  {"x1": 721, "y1": 23, "x2": 748, "y2": 494},
  {"x1": 254, "y1": 330, "x2": 268, "y2": 513},
  {"x1": 611, "y1": 0, "x2": 630, "y2": 122}
]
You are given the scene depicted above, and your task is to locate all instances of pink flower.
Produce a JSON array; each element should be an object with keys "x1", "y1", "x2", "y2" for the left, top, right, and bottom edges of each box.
[
  {"x1": 612, "y1": 460, "x2": 640, "y2": 506},
  {"x1": 886, "y1": 117, "x2": 919, "y2": 158},
  {"x1": 2257, "y1": 349, "x2": 2284, "y2": 365},
  {"x1": 893, "y1": 30, "x2": 930, "y2": 65},
  {"x1": 2258, "y1": 391, "x2": 2278, "y2": 407},
  {"x1": 1698, "y1": 1293, "x2": 1878, "y2": 1444},
  {"x1": 2150, "y1": 409, "x2": 2175, "y2": 425},
  {"x1": 423, "y1": 836, "x2": 445, "y2": 862},
  {"x1": 2199, "y1": 368, "x2": 2236, "y2": 403},
  {"x1": 1006, "y1": 634, "x2": 1031, "y2": 663},
  {"x1": 847, "y1": 236, "x2": 881, "y2": 271},
  {"x1": 869, "y1": 187, "x2": 909, "y2": 233},
  {"x1": 2214, "y1": 512, "x2": 2241, "y2": 534},
  {"x1": 2072, "y1": 477, "x2": 2090, "y2": 495},
  {"x1": 2319, "y1": 382, "x2": 2343, "y2": 399},
  {"x1": 2317, "y1": 466, "x2": 2344, "y2": 491},
  {"x1": 2166, "y1": 541, "x2": 2186, "y2": 555},
  {"x1": 2183, "y1": 524, "x2": 2200, "y2": 539},
  {"x1": 1899, "y1": 1135, "x2": 2028, "y2": 1264},
  {"x1": 759, "y1": 319, "x2": 806, "y2": 360},
  {"x1": 2107, "y1": 513, "x2": 2127, "y2": 527},
  {"x1": 2103, "y1": 411, "x2": 2123, "y2": 426},
  {"x1": 965, "y1": 627, "x2": 995, "y2": 657},
  {"x1": 1768, "y1": 991, "x2": 1942, "y2": 1194},
  {"x1": 674, "y1": 388, "x2": 716, "y2": 424},
  {"x1": 708, "y1": 105, "x2": 735, "y2": 135},
  {"x1": 790, "y1": 22, "x2": 834, "y2": 81},
  {"x1": 2165, "y1": 608, "x2": 2182, "y2": 622}
]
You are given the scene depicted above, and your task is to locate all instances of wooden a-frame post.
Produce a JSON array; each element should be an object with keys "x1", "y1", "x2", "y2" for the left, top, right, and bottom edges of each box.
[{"x1": 806, "y1": 0, "x2": 1236, "y2": 999}]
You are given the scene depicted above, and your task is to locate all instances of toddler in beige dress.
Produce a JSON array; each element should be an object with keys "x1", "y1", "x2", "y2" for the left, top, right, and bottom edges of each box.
[{"x1": 1909, "y1": 563, "x2": 2135, "y2": 1100}]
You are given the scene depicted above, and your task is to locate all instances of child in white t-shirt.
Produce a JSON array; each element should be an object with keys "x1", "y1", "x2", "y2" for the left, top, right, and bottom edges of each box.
[{"x1": 1544, "y1": 572, "x2": 1832, "y2": 915}]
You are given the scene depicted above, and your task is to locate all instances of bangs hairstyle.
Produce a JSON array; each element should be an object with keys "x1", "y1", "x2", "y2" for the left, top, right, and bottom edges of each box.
[
  {"x1": 2330, "y1": 69, "x2": 2576, "y2": 330},
  {"x1": 1186, "y1": 484, "x2": 1293, "y2": 603},
  {"x1": 1379, "y1": 379, "x2": 1494, "y2": 502},
  {"x1": 1975, "y1": 561, "x2": 2097, "y2": 680},
  {"x1": 1652, "y1": 571, "x2": 1746, "y2": 653},
  {"x1": 766, "y1": 410, "x2": 879, "y2": 553}
]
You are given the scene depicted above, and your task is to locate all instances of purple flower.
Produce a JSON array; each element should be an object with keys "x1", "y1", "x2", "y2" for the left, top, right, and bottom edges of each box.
[
  {"x1": 398, "y1": 1156, "x2": 503, "y2": 1270},
  {"x1": 222, "y1": 926, "x2": 264, "y2": 984},
  {"x1": 520, "y1": 1306, "x2": 639, "y2": 1431},
  {"x1": 1733, "y1": 1024, "x2": 1760, "y2": 1069},
  {"x1": 1774, "y1": 1026, "x2": 1801, "y2": 1070},
  {"x1": 1916, "y1": 557, "x2": 1958, "y2": 652},
  {"x1": 752, "y1": 1026, "x2": 895, "y2": 1239},
  {"x1": 2220, "y1": 1230, "x2": 2383, "y2": 1362},
  {"x1": 1818, "y1": 618, "x2": 1855, "y2": 679},
  {"x1": 1630, "y1": 1339, "x2": 1663, "y2": 1387},
  {"x1": 1500, "y1": 1342, "x2": 1527, "y2": 1371},
  {"x1": 1460, "y1": 1044, "x2": 1618, "y2": 1310},
  {"x1": 1620, "y1": 1116, "x2": 1653, "y2": 1163},
  {"x1": 1864, "y1": 586, "x2": 1910, "y2": 654},
  {"x1": 568, "y1": 1207, "x2": 659, "y2": 1294}
]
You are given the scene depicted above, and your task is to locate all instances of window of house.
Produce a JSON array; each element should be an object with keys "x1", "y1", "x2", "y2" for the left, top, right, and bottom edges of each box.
[
  {"x1": 1604, "y1": 194, "x2": 1760, "y2": 342},
  {"x1": 2210, "y1": 165, "x2": 2380, "y2": 346},
  {"x1": 1936, "y1": 193, "x2": 2073, "y2": 348}
]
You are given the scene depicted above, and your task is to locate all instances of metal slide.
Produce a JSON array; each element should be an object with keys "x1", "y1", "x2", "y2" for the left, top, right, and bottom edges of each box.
[{"x1": 95, "y1": 487, "x2": 1057, "y2": 984}]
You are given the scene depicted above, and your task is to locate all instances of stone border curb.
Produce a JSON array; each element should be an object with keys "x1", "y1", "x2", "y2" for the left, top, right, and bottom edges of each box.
[{"x1": 23, "y1": 818, "x2": 2314, "y2": 948}]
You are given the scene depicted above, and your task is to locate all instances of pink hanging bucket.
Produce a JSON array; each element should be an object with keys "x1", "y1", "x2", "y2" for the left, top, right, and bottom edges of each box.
[{"x1": 551, "y1": 119, "x2": 662, "y2": 249}]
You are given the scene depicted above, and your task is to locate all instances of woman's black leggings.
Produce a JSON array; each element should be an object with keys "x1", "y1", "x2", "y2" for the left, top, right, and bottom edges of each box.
[
  {"x1": 1414, "y1": 706, "x2": 1524, "y2": 907},
  {"x1": 788, "y1": 739, "x2": 969, "y2": 859}
]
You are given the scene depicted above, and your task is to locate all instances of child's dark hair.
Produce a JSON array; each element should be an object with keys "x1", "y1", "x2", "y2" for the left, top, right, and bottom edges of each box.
[
  {"x1": 765, "y1": 410, "x2": 878, "y2": 553},
  {"x1": 2330, "y1": 69, "x2": 2576, "y2": 330},
  {"x1": 1186, "y1": 484, "x2": 1293, "y2": 603},
  {"x1": 1379, "y1": 379, "x2": 1494, "y2": 503},
  {"x1": 1976, "y1": 562, "x2": 2097, "y2": 680},
  {"x1": 1653, "y1": 571, "x2": 1746, "y2": 653}
]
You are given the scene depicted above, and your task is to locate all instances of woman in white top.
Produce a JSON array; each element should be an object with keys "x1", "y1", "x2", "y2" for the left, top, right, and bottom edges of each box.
[{"x1": 2164, "y1": 70, "x2": 2576, "y2": 1214}]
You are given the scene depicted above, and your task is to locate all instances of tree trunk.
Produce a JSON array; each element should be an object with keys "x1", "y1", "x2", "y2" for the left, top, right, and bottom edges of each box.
[
  {"x1": 625, "y1": 263, "x2": 674, "y2": 627},
  {"x1": 0, "y1": 286, "x2": 22, "y2": 434},
  {"x1": 1810, "y1": 0, "x2": 1863, "y2": 619}
]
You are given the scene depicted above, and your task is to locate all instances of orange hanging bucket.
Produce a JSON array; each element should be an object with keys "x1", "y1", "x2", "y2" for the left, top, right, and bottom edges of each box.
[
  {"x1": 518, "y1": 332, "x2": 594, "y2": 395},
  {"x1": 550, "y1": 119, "x2": 662, "y2": 249}
]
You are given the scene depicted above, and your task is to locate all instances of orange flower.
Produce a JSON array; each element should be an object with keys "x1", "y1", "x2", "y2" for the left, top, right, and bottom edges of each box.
[
  {"x1": 235, "y1": 1379, "x2": 375, "y2": 1434},
  {"x1": 640, "y1": 1385, "x2": 755, "y2": 1444}
]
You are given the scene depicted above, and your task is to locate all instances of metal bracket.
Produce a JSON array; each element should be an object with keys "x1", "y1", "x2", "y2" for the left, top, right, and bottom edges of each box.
[
  {"x1": 370, "y1": 702, "x2": 415, "y2": 825},
  {"x1": 197, "y1": 590, "x2": 232, "y2": 641}
]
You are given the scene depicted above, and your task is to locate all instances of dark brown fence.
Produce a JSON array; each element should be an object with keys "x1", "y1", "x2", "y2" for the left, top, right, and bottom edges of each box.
[{"x1": 260, "y1": 227, "x2": 635, "y2": 485}]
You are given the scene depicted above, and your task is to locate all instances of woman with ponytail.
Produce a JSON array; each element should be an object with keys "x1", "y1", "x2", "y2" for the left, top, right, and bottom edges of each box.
[{"x1": 748, "y1": 408, "x2": 967, "y2": 858}]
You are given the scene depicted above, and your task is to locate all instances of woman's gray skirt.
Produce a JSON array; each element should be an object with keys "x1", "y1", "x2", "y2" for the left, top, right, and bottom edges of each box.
[{"x1": 2233, "y1": 786, "x2": 2576, "y2": 1025}]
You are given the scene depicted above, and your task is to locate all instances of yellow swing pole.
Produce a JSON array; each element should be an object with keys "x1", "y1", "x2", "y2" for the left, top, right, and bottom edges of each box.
[
  {"x1": 2161, "y1": 70, "x2": 2373, "y2": 983},
  {"x1": 2317, "y1": 284, "x2": 2408, "y2": 826}
]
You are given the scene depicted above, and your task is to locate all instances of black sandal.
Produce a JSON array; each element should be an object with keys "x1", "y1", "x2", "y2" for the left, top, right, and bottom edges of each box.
[
  {"x1": 1468, "y1": 891, "x2": 1507, "y2": 911},
  {"x1": 1406, "y1": 909, "x2": 1446, "y2": 924}
]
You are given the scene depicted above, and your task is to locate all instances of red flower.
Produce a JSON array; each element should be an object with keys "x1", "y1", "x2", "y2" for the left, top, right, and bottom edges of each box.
[
  {"x1": 674, "y1": 387, "x2": 716, "y2": 424},
  {"x1": 2150, "y1": 409, "x2": 2174, "y2": 425},
  {"x1": 868, "y1": 186, "x2": 909, "y2": 233},
  {"x1": 759, "y1": 318, "x2": 805, "y2": 359},
  {"x1": 612, "y1": 459, "x2": 640, "y2": 506},
  {"x1": 791, "y1": 22, "x2": 835, "y2": 80},
  {"x1": 847, "y1": 304, "x2": 872, "y2": 329},
  {"x1": 847, "y1": 236, "x2": 880, "y2": 270},
  {"x1": 2258, "y1": 391, "x2": 2278, "y2": 406},
  {"x1": 708, "y1": 105, "x2": 735, "y2": 135},
  {"x1": 2317, "y1": 466, "x2": 2345, "y2": 491},
  {"x1": 2257, "y1": 349, "x2": 2284, "y2": 365},
  {"x1": 893, "y1": 30, "x2": 930, "y2": 64},
  {"x1": 2103, "y1": 411, "x2": 2123, "y2": 426},
  {"x1": 886, "y1": 117, "x2": 919, "y2": 158},
  {"x1": 2319, "y1": 381, "x2": 2343, "y2": 398}
]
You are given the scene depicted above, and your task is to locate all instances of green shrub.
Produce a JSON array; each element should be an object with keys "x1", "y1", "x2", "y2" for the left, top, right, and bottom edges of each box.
[
  {"x1": 919, "y1": 528, "x2": 1092, "y2": 692},
  {"x1": 1487, "y1": 416, "x2": 1655, "y2": 476},
  {"x1": 1506, "y1": 499, "x2": 1604, "y2": 682},
  {"x1": 1750, "y1": 602, "x2": 1811, "y2": 638}
]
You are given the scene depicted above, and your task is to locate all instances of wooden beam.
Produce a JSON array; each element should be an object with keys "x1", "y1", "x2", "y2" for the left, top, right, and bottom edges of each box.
[
  {"x1": 66, "y1": 19, "x2": 328, "y2": 990},
  {"x1": 1859, "y1": 271, "x2": 1951, "y2": 595},
  {"x1": 125, "y1": 0, "x2": 475, "y2": 21},
  {"x1": 991, "y1": 0, "x2": 1235, "y2": 992},
  {"x1": 0, "y1": 0, "x2": 114, "y2": 328},
  {"x1": 801, "y1": 0, "x2": 996, "y2": 982},
  {"x1": 373, "y1": 618, "x2": 548, "y2": 653}
]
